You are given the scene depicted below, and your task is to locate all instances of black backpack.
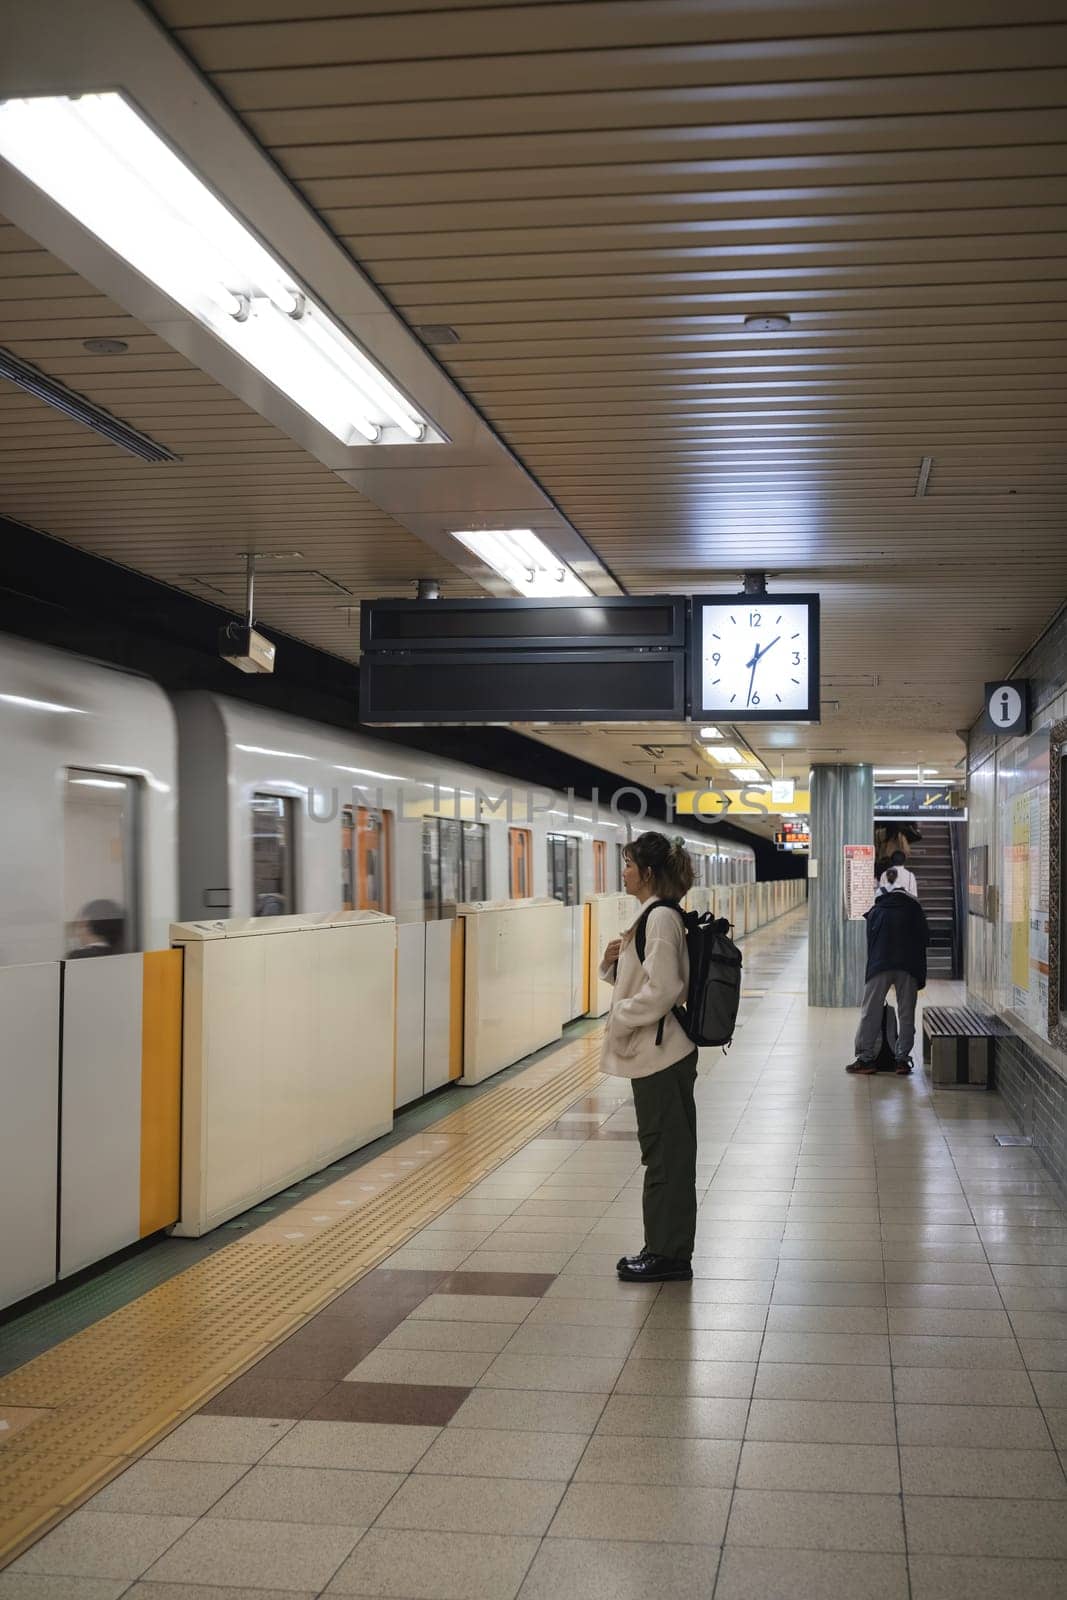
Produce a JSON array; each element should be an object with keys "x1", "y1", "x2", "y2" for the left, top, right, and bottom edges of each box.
[{"x1": 633, "y1": 899, "x2": 743, "y2": 1049}]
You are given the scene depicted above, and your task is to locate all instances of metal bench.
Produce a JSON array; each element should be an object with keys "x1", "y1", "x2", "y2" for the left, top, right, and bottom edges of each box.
[{"x1": 922, "y1": 1005, "x2": 1011, "y2": 1087}]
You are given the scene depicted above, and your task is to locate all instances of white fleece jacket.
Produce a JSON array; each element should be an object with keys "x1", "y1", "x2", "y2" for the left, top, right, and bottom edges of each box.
[{"x1": 598, "y1": 901, "x2": 691, "y2": 1079}]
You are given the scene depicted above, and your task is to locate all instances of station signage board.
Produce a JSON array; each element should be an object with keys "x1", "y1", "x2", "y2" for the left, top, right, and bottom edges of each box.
[{"x1": 875, "y1": 785, "x2": 964, "y2": 816}]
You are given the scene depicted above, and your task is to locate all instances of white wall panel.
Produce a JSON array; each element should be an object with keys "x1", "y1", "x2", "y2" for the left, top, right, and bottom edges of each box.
[
  {"x1": 462, "y1": 900, "x2": 568, "y2": 1086},
  {"x1": 587, "y1": 894, "x2": 637, "y2": 1018},
  {"x1": 396, "y1": 921, "x2": 426, "y2": 1107},
  {"x1": 423, "y1": 919, "x2": 455, "y2": 1093},
  {"x1": 0, "y1": 963, "x2": 60, "y2": 1309},
  {"x1": 60, "y1": 955, "x2": 143, "y2": 1278},
  {"x1": 175, "y1": 913, "x2": 395, "y2": 1236}
]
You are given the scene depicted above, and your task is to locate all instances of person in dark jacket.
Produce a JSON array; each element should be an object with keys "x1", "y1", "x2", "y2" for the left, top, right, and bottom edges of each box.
[{"x1": 846, "y1": 870, "x2": 930, "y2": 1076}]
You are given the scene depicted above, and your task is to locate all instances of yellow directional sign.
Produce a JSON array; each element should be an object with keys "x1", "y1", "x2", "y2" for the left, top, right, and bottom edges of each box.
[{"x1": 675, "y1": 788, "x2": 811, "y2": 818}]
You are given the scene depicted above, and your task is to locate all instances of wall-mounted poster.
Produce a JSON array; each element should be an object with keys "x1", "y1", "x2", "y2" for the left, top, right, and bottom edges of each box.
[
  {"x1": 967, "y1": 844, "x2": 989, "y2": 918},
  {"x1": 844, "y1": 844, "x2": 876, "y2": 920}
]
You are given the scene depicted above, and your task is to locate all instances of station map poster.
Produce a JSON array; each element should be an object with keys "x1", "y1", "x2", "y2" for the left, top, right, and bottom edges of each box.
[
  {"x1": 1001, "y1": 728, "x2": 1050, "y2": 1033},
  {"x1": 844, "y1": 844, "x2": 876, "y2": 920},
  {"x1": 967, "y1": 844, "x2": 989, "y2": 919}
]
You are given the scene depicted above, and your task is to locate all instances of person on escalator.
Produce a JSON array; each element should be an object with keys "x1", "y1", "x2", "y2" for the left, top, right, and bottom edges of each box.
[
  {"x1": 846, "y1": 869, "x2": 930, "y2": 1077},
  {"x1": 599, "y1": 831, "x2": 697, "y2": 1283}
]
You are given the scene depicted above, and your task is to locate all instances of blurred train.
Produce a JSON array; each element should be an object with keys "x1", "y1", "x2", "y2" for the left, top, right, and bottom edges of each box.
[{"x1": 0, "y1": 633, "x2": 757, "y2": 969}]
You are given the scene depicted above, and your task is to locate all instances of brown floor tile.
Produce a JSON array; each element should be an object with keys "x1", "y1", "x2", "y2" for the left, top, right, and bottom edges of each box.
[
  {"x1": 320, "y1": 1268, "x2": 448, "y2": 1320},
  {"x1": 438, "y1": 1271, "x2": 557, "y2": 1297},
  {"x1": 200, "y1": 1376, "x2": 335, "y2": 1419},
  {"x1": 304, "y1": 1381, "x2": 471, "y2": 1426},
  {"x1": 249, "y1": 1320, "x2": 392, "y2": 1382}
]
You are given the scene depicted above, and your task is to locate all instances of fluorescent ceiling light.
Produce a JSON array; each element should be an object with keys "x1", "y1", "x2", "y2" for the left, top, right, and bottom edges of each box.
[
  {"x1": 699, "y1": 726, "x2": 722, "y2": 740},
  {"x1": 70, "y1": 777, "x2": 126, "y2": 789},
  {"x1": 874, "y1": 767, "x2": 919, "y2": 778},
  {"x1": 732, "y1": 768, "x2": 764, "y2": 781},
  {"x1": 0, "y1": 93, "x2": 431, "y2": 447},
  {"x1": 452, "y1": 529, "x2": 591, "y2": 598},
  {"x1": 0, "y1": 692, "x2": 85, "y2": 714},
  {"x1": 708, "y1": 746, "x2": 744, "y2": 764}
]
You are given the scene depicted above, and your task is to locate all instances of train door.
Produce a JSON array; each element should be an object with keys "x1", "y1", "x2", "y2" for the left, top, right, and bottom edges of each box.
[
  {"x1": 593, "y1": 838, "x2": 607, "y2": 894},
  {"x1": 357, "y1": 805, "x2": 392, "y2": 913},
  {"x1": 508, "y1": 826, "x2": 532, "y2": 897},
  {"x1": 251, "y1": 793, "x2": 295, "y2": 916},
  {"x1": 63, "y1": 768, "x2": 140, "y2": 956}
]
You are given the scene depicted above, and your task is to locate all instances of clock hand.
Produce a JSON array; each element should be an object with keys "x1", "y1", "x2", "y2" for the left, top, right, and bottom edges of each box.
[{"x1": 745, "y1": 637, "x2": 780, "y2": 707}]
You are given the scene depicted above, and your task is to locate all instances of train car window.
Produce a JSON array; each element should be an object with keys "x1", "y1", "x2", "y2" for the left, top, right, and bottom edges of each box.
[
  {"x1": 593, "y1": 838, "x2": 607, "y2": 894},
  {"x1": 357, "y1": 806, "x2": 392, "y2": 913},
  {"x1": 462, "y1": 820, "x2": 488, "y2": 903},
  {"x1": 422, "y1": 818, "x2": 441, "y2": 919},
  {"x1": 438, "y1": 818, "x2": 462, "y2": 917},
  {"x1": 63, "y1": 769, "x2": 139, "y2": 957},
  {"x1": 547, "y1": 833, "x2": 580, "y2": 905},
  {"x1": 566, "y1": 837, "x2": 580, "y2": 905},
  {"x1": 252, "y1": 793, "x2": 295, "y2": 916},
  {"x1": 341, "y1": 805, "x2": 355, "y2": 910},
  {"x1": 508, "y1": 826, "x2": 532, "y2": 897}
]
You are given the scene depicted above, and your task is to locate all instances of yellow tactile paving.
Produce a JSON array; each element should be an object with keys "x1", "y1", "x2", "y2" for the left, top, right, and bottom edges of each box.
[{"x1": 0, "y1": 1033, "x2": 605, "y2": 1566}]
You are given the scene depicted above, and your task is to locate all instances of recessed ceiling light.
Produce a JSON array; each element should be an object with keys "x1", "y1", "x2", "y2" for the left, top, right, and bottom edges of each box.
[
  {"x1": 708, "y1": 746, "x2": 744, "y2": 764},
  {"x1": 699, "y1": 726, "x2": 722, "y2": 739},
  {"x1": 452, "y1": 528, "x2": 591, "y2": 598},
  {"x1": 731, "y1": 767, "x2": 763, "y2": 781},
  {"x1": 743, "y1": 314, "x2": 792, "y2": 332},
  {"x1": 82, "y1": 337, "x2": 128, "y2": 354}
]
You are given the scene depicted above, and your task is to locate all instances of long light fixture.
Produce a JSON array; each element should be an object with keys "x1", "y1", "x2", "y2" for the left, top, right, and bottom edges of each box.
[
  {"x1": 0, "y1": 93, "x2": 431, "y2": 447},
  {"x1": 452, "y1": 529, "x2": 591, "y2": 598}
]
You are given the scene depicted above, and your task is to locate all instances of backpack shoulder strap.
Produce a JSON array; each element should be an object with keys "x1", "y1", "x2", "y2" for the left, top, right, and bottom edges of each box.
[{"x1": 633, "y1": 899, "x2": 684, "y2": 964}]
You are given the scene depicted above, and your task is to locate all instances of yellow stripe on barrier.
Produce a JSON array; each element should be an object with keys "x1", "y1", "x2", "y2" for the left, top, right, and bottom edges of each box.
[{"x1": 139, "y1": 950, "x2": 182, "y2": 1239}]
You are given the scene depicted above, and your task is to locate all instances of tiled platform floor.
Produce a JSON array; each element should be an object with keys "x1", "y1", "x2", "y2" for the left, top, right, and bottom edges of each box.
[{"x1": 5, "y1": 912, "x2": 1067, "y2": 1599}]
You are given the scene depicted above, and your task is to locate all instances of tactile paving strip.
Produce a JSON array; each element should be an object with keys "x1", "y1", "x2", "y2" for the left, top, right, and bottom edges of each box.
[{"x1": 0, "y1": 1037, "x2": 605, "y2": 1564}]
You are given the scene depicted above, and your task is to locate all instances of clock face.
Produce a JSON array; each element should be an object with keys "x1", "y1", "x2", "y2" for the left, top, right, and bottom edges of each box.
[{"x1": 692, "y1": 595, "x2": 819, "y2": 721}]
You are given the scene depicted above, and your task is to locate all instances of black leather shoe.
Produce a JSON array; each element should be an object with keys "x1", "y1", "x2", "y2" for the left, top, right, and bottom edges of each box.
[
  {"x1": 617, "y1": 1253, "x2": 693, "y2": 1283},
  {"x1": 616, "y1": 1246, "x2": 650, "y2": 1271}
]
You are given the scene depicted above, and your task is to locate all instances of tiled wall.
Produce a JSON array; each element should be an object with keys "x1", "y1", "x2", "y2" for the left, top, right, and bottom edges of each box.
[
  {"x1": 994, "y1": 1030, "x2": 1067, "y2": 1194},
  {"x1": 967, "y1": 600, "x2": 1067, "y2": 1143}
]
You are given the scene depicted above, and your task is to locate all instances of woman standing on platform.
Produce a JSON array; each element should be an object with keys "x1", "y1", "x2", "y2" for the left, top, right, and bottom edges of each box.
[{"x1": 600, "y1": 832, "x2": 698, "y2": 1283}]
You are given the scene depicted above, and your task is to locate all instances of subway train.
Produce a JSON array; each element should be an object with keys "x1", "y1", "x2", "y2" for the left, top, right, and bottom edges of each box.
[{"x1": 0, "y1": 632, "x2": 757, "y2": 970}]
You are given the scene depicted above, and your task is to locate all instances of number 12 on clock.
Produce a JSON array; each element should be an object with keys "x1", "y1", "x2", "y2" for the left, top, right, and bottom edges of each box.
[{"x1": 689, "y1": 594, "x2": 820, "y2": 723}]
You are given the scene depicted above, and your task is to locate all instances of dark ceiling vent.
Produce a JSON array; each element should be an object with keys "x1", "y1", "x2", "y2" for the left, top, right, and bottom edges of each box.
[
  {"x1": 0, "y1": 347, "x2": 179, "y2": 463},
  {"x1": 413, "y1": 323, "x2": 461, "y2": 345}
]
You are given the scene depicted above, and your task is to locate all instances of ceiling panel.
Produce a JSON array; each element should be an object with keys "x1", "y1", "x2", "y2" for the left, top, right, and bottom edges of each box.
[{"x1": 1, "y1": 0, "x2": 1064, "y2": 787}]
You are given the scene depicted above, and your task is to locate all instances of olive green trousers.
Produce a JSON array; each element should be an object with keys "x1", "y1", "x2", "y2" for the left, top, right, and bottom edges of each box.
[{"x1": 631, "y1": 1048, "x2": 699, "y2": 1262}]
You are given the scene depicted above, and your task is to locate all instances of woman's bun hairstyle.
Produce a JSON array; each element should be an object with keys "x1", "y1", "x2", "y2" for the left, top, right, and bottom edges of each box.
[{"x1": 624, "y1": 830, "x2": 695, "y2": 900}]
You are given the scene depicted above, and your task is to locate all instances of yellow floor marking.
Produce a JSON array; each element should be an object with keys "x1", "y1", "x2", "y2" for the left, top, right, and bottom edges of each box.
[{"x1": 0, "y1": 1036, "x2": 606, "y2": 1566}]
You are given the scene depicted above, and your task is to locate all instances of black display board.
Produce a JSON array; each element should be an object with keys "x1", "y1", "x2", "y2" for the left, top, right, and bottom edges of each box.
[{"x1": 359, "y1": 596, "x2": 687, "y2": 723}]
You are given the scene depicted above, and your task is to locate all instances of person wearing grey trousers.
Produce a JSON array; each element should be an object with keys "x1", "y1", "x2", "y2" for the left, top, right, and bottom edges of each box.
[{"x1": 847, "y1": 871, "x2": 930, "y2": 1076}]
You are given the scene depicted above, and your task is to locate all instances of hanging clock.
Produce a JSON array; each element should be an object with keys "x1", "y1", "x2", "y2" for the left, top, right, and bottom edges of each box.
[{"x1": 690, "y1": 593, "x2": 820, "y2": 722}]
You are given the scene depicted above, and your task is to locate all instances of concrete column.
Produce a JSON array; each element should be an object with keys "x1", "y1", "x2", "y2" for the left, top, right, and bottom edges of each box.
[{"x1": 808, "y1": 763, "x2": 874, "y2": 1007}]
